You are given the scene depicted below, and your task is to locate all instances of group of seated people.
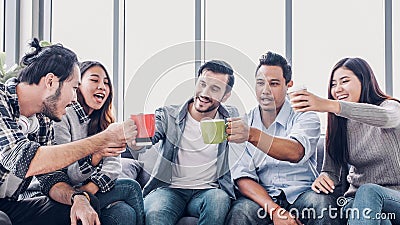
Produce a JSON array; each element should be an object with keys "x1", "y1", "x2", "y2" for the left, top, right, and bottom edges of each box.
[{"x1": 0, "y1": 38, "x2": 399, "y2": 225}]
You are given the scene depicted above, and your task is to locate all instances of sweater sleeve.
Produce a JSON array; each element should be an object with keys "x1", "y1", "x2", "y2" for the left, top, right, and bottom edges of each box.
[
  {"x1": 337, "y1": 100, "x2": 400, "y2": 128},
  {"x1": 320, "y1": 148, "x2": 341, "y2": 185}
]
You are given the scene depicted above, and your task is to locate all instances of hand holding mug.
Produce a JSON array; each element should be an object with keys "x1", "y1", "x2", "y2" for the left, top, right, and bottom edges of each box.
[
  {"x1": 130, "y1": 114, "x2": 155, "y2": 146},
  {"x1": 226, "y1": 117, "x2": 249, "y2": 143},
  {"x1": 102, "y1": 121, "x2": 135, "y2": 149},
  {"x1": 290, "y1": 90, "x2": 338, "y2": 113}
]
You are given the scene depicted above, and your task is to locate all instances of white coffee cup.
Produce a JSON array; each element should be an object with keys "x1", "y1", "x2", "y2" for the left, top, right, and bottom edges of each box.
[{"x1": 288, "y1": 85, "x2": 307, "y2": 100}]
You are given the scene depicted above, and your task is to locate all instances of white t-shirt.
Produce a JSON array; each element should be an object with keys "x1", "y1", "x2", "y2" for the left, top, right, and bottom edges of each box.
[{"x1": 170, "y1": 112, "x2": 219, "y2": 189}]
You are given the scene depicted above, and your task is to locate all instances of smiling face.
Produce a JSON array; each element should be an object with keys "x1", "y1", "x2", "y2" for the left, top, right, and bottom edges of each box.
[
  {"x1": 42, "y1": 64, "x2": 81, "y2": 122},
  {"x1": 255, "y1": 65, "x2": 292, "y2": 113},
  {"x1": 330, "y1": 67, "x2": 362, "y2": 103},
  {"x1": 193, "y1": 70, "x2": 230, "y2": 114},
  {"x1": 79, "y1": 65, "x2": 110, "y2": 115}
]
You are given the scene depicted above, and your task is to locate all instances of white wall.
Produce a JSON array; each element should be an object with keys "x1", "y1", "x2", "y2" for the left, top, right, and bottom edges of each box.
[
  {"x1": 0, "y1": 0, "x2": 4, "y2": 52},
  {"x1": 205, "y1": 1, "x2": 285, "y2": 115},
  {"x1": 124, "y1": 0, "x2": 195, "y2": 118},
  {"x1": 51, "y1": 0, "x2": 114, "y2": 76},
  {"x1": 293, "y1": 0, "x2": 385, "y2": 131},
  {"x1": 394, "y1": 0, "x2": 400, "y2": 99}
]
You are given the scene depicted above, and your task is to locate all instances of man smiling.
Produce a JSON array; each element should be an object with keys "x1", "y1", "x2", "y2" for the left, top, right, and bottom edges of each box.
[{"x1": 132, "y1": 60, "x2": 238, "y2": 225}]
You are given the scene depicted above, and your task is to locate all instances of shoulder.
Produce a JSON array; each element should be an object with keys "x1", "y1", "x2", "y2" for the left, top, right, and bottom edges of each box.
[
  {"x1": 156, "y1": 104, "x2": 181, "y2": 117},
  {"x1": 380, "y1": 99, "x2": 400, "y2": 108},
  {"x1": 222, "y1": 104, "x2": 239, "y2": 117}
]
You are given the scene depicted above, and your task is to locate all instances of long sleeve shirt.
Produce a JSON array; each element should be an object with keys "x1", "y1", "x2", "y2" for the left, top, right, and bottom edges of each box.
[
  {"x1": 53, "y1": 102, "x2": 121, "y2": 193},
  {"x1": 231, "y1": 99, "x2": 321, "y2": 203},
  {"x1": 322, "y1": 100, "x2": 400, "y2": 197},
  {"x1": 0, "y1": 78, "x2": 67, "y2": 200}
]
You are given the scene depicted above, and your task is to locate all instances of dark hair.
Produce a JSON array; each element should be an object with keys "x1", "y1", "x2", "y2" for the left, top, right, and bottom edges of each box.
[
  {"x1": 326, "y1": 57, "x2": 398, "y2": 166},
  {"x1": 256, "y1": 51, "x2": 292, "y2": 84},
  {"x1": 18, "y1": 38, "x2": 78, "y2": 85},
  {"x1": 78, "y1": 61, "x2": 115, "y2": 136},
  {"x1": 197, "y1": 60, "x2": 235, "y2": 93}
]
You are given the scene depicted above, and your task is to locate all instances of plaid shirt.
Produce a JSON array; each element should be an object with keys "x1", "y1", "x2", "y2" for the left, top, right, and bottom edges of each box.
[
  {"x1": 54, "y1": 102, "x2": 116, "y2": 193},
  {"x1": 0, "y1": 78, "x2": 69, "y2": 200}
]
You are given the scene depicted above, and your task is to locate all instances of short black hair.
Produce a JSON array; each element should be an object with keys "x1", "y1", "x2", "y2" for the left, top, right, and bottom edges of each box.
[
  {"x1": 18, "y1": 38, "x2": 78, "y2": 85},
  {"x1": 256, "y1": 51, "x2": 292, "y2": 84},
  {"x1": 197, "y1": 60, "x2": 235, "y2": 93}
]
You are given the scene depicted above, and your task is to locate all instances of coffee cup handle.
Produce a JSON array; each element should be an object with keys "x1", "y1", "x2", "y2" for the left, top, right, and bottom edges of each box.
[{"x1": 224, "y1": 121, "x2": 229, "y2": 140}]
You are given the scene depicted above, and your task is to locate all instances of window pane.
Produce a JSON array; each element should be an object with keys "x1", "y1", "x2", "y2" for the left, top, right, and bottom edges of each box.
[
  {"x1": 293, "y1": 0, "x2": 385, "y2": 131},
  {"x1": 206, "y1": 1, "x2": 285, "y2": 114},
  {"x1": 394, "y1": 0, "x2": 400, "y2": 99},
  {"x1": 0, "y1": 0, "x2": 4, "y2": 51},
  {"x1": 52, "y1": 0, "x2": 113, "y2": 72},
  {"x1": 124, "y1": 1, "x2": 194, "y2": 117}
]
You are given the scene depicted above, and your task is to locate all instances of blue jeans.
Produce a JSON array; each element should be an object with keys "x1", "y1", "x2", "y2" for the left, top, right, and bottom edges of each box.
[
  {"x1": 144, "y1": 187, "x2": 231, "y2": 225},
  {"x1": 226, "y1": 190, "x2": 343, "y2": 225},
  {"x1": 344, "y1": 183, "x2": 400, "y2": 225},
  {"x1": 96, "y1": 178, "x2": 145, "y2": 225}
]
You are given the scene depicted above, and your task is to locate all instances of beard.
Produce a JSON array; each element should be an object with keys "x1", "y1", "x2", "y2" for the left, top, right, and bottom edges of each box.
[
  {"x1": 193, "y1": 96, "x2": 221, "y2": 113},
  {"x1": 41, "y1": 87, "x2": 62, "y2": 122}
]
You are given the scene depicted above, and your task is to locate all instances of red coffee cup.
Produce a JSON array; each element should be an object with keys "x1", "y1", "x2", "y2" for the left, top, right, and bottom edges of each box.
[{"x1": 130, "y1": 114, "x2": 155, "y2": 146}]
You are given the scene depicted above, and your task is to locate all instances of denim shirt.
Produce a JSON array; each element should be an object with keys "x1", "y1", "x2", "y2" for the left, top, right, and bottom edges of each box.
[
  {"x1": 142, "y1": 99, "x2": 239, "y2": 199},
  {"x1": 231, "y1": 99, "x2": 321, "y2": 203}
]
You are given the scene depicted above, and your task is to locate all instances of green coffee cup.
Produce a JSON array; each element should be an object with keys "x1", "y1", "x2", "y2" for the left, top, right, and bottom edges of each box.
[{"x1": 200, "y1": 119, "x2": 227, "y2": 144}]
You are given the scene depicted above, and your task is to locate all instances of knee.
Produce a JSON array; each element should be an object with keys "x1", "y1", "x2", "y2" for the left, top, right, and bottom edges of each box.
[
  {"x1": 226, "y1": 198, "x2": 263, "y2": 225},
  {"x1": 298, "y1": 190, "x2": 338, "y2": 210},
  {"x1": 205, "y1": 189, "x2": 230, "y2": 203},
  {"x1": 102, "y1": 202, "x2": 137, "y2": 225},
  {"x1": 355, "y1": 183, "x2": 382, "y2": 198},
  {"x1": 116, "y1": 178, "x2": 142, "y2": 191},
  {"x1": 230, "y1": 199, "x2": 260, "y2": 217},
  {"x1": 203, "y1": 189, "x2": 231, "y2": 209}
]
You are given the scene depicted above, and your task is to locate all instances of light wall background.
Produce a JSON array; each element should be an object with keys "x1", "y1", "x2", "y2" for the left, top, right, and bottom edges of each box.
[
  {"x1": 0, "y1": 0, "x2": 4, "y2": 52},
  {"x1": 52, "y1": 0, "x2": 114, "y2": 77},
  {"x1": 394, "y1": 0, "x2": 400, "y2": 98}
]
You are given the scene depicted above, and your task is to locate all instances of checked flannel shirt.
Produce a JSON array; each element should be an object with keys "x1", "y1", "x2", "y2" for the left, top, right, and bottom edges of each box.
[{"x1": 0, "y1": 78, "x2": 70, "y2": 200}]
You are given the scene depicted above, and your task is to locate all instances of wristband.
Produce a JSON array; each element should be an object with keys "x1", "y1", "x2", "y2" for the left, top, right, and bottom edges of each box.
[{"x1": 71, "y1": 191, "x2": 90, "y2": 205}]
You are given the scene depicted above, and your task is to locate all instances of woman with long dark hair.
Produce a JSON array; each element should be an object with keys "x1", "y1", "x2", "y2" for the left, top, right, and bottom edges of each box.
[
  {"x1": 290, "y1": 57, "x2": 400, "y2": 225},
  {"x1": 54, "y1": 61, "x2": 144, "y2": 225}
]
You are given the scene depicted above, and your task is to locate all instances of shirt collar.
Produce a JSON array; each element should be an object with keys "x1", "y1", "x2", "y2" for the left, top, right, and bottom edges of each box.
[
  {"x1": 70, "y1": 102, "x2": 90, "y2": 123},
  {"x1": 254, "y1": 97, "x2": 292, "y2": 130},
  {"x1": 274, "y1": 98, "x2": 292, "y2": 129}
]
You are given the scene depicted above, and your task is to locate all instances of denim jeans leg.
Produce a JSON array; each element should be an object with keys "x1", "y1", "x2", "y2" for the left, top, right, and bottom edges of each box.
[
  {"x1": 225, "y1": 196, "x2": 271, "y2": 225},
  {"x1": 101, "y1": 202, "x2": 137, "y2": 225},
  {"x1": 144, "y1": 188, "x2": 191, "y2": 225},
  {"x1": 185, "y1": 189, "x2": 231, "y2": 225},
  {"x1": 347, "y1": 183, "x2": 400, "y2": 225},
  {"x1": 290, "y1": 190, "x2": 344, "y2": 225},
  {"x1": 96, "y1": 178, "x2": 145, "y2": 225}
]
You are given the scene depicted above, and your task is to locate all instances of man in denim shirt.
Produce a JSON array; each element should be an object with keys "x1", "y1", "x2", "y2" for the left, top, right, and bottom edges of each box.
[
  {"x1": 226, "y1": 52, "x2": 339, "y2": 225},
  {"x1": 131, "y1": 60, "x2": 241, "y2": 225}
]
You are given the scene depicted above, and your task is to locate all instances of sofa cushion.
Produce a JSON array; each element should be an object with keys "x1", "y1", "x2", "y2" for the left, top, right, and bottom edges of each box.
[{"x1": 120, "y1": 158, "x2": 143, "y2": 181}]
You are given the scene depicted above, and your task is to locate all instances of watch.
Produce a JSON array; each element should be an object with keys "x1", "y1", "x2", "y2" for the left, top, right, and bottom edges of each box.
[{"x1": 71, "y1": 191, "x2": 90, "y2": 205}]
